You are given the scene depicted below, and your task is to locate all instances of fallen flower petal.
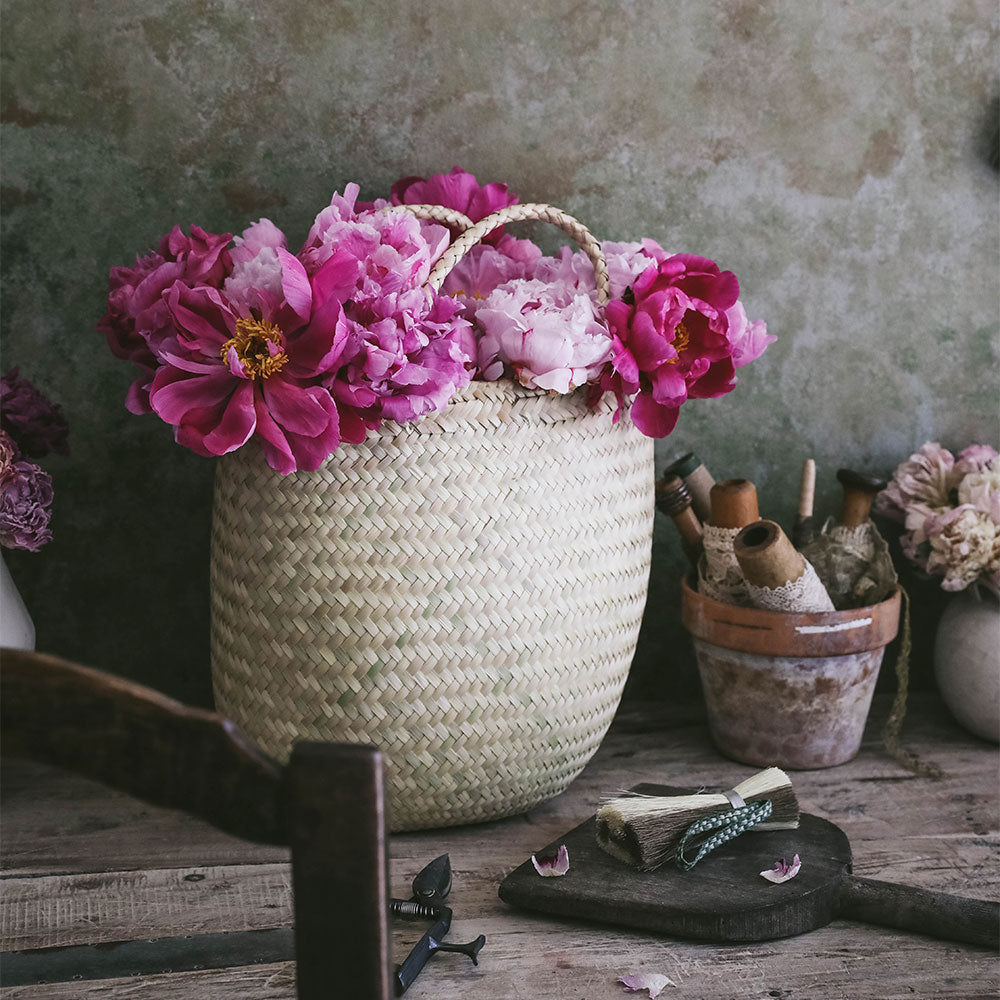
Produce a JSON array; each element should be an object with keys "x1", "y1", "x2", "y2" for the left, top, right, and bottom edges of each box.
[
  {"x1": 760, "y1": 854, "x2": 801, "y2": 883},
  {"x1": 531, "y1": 844, "x2": 569, "y2": 877},
  {"x1": 619, "y1": 972, "x2": 676, "y2": 996}
]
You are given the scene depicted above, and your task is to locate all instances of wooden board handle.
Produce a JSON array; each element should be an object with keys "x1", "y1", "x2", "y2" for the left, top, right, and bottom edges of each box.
[{"x1": 838, "y1": 875, "x2": 999, "y2": 949}]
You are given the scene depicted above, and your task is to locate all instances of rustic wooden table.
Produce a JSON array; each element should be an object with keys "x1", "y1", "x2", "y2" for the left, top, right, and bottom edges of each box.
[{"x1": 1, "y1": 694, "x2": 997, "y2": 999}]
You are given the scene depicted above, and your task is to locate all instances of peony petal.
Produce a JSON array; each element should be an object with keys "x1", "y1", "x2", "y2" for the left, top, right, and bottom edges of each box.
[
  {"x1": 760, "y1": 854, "x2": 801, "y2": 883},
  {"x1": 531, "y1": 844, "x2": 569, "y2": 877},
  {"x1": 261, "y1": 377, "x2": 333, "y2": 437},
  {"x1": 619, "y1": 972, "x2": 676, "y2": 997}
]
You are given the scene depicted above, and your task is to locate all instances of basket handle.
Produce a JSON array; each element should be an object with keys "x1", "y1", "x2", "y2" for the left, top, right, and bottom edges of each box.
[
  {"x1": 398, "y1": 202, "x2": 610, "y2": 306},
  {"x1": 390, "y1": 203, "x2": 476, "y2": 232}
]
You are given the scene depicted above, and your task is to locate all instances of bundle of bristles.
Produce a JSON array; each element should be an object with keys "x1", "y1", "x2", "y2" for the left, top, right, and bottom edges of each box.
[{"x1": 595, "y1": 767, "x2": 800, "y2": 871}]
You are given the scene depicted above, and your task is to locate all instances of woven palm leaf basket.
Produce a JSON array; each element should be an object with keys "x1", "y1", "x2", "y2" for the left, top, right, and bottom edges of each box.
[{"x1": 210, "y1": 203, "x2": 655, "y2": 830}]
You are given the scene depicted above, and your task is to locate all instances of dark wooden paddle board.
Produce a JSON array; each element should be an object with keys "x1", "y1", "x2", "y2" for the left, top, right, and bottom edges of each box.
[{"x1": 498, "y1": 784, "x2": 997, "y2": 948}]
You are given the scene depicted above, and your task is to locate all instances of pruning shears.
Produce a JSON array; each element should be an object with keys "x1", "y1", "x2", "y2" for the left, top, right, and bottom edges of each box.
[{"x1": 390, "y1": 854, "x2": 486, "y2": 995}]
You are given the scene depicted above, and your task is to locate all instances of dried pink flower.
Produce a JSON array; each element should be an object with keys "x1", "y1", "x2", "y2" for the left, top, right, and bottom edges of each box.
[
  {"x1": 618, "y1": 972, "x2": 676, "y2": 997},
  {"x1": 530, "y1": 844, "x2": 569, "y2": 877},
  {"x1": 0, "y1": 368, "x2": 69, "y2": 459},
  {"x1": 875, "y1": 442, "x2": 958, "y2": 520},
  {"x1": 0, "y1": 460, "x2": 54, "y2": 551},
  {"x1": 0, "y1": 429, "x2": 17, "y2": 481},
  {"x1": 760, "y1": 854, "x2": 801, "y2": 883}
]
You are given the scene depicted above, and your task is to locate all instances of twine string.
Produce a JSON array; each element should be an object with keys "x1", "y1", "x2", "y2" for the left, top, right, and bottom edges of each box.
[{"x1": 675, "y1": 798, "x2": 773, "y2": 871}]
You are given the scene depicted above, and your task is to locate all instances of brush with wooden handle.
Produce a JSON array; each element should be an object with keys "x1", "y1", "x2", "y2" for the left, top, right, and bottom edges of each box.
[
  {"x1": 792, "y1": 458, "x2": 817, "y2": 548},
  {"x1": 596, "y1": 767, "x2": 799, "y2": 872}
]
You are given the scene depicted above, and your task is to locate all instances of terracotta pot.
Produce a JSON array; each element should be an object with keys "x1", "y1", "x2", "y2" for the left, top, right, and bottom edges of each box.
[
  {"x1": 934, "y1": 586, "x2": 999, "y2": 743},
  {"x1": 681, "y1": 577, "x2": 901, "y2": 768}
]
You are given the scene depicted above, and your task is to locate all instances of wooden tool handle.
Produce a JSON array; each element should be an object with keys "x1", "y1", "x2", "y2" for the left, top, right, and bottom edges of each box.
[
  {"x1": 838, "y1": 876, "x2": 1000, "y2": 949},
  {"x1": 836, "y1": 469, "x2": 887, "y2": 529},
  {"x1": 733, "y1": 519, "x2": 805, "y2": 589},
  {"x1": 798, "y1": 459, "x2": 816, "y2": 518},
  {"x1": 709, "y1": 479, "x2": 759, "y2": 529}
]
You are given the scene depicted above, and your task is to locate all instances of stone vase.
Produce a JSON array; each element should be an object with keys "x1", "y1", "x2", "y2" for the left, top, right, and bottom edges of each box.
[{"x1": 933, "y1": 585, "x2": 1000, "y2": 743}]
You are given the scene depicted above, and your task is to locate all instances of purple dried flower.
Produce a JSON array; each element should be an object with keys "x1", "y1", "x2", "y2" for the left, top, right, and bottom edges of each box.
[
  {"x1": 0, "y1": 368, "x2": 69, "y2": 459},
  {"x1": 0, "y1": 460, "x2": 54, "y2": 551}
]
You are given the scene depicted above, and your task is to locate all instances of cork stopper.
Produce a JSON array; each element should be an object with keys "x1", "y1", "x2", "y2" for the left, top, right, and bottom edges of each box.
[
  {"x1": 837, "y1": 469, "x2": 887, "y2": 529},
  {"x1": 733, "y1": 520, "x2": 806, "y2": 590},
  {"x1": 709, "y1": 479, "x2": 759, "y2": 529}
]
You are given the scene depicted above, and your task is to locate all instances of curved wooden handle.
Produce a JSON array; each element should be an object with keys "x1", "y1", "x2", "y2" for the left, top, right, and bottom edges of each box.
[{"x1": 838, "y1": 874, "x2": 1000, "y2": 949}]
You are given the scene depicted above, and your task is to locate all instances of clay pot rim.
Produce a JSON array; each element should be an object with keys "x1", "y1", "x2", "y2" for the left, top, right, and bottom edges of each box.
[{"x1": 680, "y1": 575, "x2": 901, "y2": 657}]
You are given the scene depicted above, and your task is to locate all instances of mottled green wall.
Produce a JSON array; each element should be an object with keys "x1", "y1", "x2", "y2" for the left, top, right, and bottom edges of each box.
[{"x1": 2, "y1": 0, "x2": 997, "y2": 705}]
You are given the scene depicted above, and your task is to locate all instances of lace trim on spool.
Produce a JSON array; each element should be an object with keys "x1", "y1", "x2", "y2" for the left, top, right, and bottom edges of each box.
[
  {"x1": 745, "y1": 559, "x2": 835, "y2": 613},
  {"x1": 699, "y1": 525, "x2": 749, "y2": 604}
]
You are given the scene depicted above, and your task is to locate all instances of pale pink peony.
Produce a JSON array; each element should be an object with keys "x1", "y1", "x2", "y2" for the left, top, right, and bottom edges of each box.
[
  {"x1": 474, "y1": 276, "x2": 612, "y2": 392},
  {"x1": 440, "y1": 236, "x2": 542, "y2": 328}
]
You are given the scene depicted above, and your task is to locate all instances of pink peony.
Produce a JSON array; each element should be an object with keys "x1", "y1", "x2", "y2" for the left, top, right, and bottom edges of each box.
[
  {"x1": 148, "y1": 243, "x2": 354, "y2": 475},
  {"x1": 474, "y1": 276, "x2": 611, "y2": 392},
  {"x1": 390, "y1": 166, "x2": 518, "y2": 245},
  {"x1": 329, "y1": 287, "x2": 473, "y2": 426},
  {"x1": 595, "y1": 254, "x2": 768, "y2": 437},
  {"x1": 0, "y1": 368, "x2": 69, "y2": 458},
  {"x1": 904, "y1": 504, "x2": 1000, "y2": 592},
  {"x1": 99, "y1": 225, "x2": 233, "y2": 414},
  {"x1": 440, "y1": 236, "x2": 542, "y2": 328},
  {"x1": 0, "y1": 459, "x2": 53, "y2": 551}
]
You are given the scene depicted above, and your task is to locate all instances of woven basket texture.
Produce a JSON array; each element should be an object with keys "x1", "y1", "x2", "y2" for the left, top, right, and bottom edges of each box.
[{"x1": 210, "y1": 380, "x2": 654, "y2": 830}]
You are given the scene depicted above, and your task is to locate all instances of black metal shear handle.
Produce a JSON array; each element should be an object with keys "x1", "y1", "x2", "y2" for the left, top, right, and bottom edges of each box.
[{"x1": 391, "y1": 904, "x2": 486, "y2": 995}]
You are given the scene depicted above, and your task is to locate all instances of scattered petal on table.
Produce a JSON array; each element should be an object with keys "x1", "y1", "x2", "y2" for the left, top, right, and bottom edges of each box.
[
  {"x1": 760, "y1": 853, "x2": 801, "y2": 883},
  {"x1": 619, "y1": 971, "x2": 676, "y2": 996},
  {"x1": 531, "y1": 844, "x2": 570, "y2": 876}
]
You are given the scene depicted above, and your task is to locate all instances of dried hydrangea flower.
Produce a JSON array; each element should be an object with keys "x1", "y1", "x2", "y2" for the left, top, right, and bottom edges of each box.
[
  {"x1": 760, "y1": 854, "x2": 801, "y2": 883},
  {"x1": 530, "y1": 844, "x2": 569, "y2": 877},
  {"x1": 618, "y1": 971, "x2": 676, "y2": 997}
]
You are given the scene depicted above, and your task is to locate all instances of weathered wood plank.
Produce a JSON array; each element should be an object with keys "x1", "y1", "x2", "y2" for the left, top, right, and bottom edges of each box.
[
  {"x1": 0, "y1": 650, "x2": 285, "y2": 846},
  {"x1": 1, "y1": 926, "x2": 996, "y2": 1000}
]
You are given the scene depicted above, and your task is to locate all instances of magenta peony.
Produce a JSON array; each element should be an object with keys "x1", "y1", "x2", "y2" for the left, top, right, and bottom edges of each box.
[
  {"x1": 148, "y1": 242, "x2": 352, "y2": 475},
  {"x1": 0, "y1": 459, "x2": 53, "y2": 551},
  {"x1": 596, "y1": 254, "x2": 769, "y2": 437},
  {"x1": 98, "y1": 225, "x2": 232, "y2": 414},
  {"x1": 0, "y1": 368, "x2": 70, "y2": 459},
  {"x1": 390, "y1": 166, "x2": 518, "y2": 245}
]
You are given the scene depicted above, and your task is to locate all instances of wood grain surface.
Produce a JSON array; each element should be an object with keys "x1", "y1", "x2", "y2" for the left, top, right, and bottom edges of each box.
[{"x1": 2, "y1": 694, "x2": 997, "y2": 999}]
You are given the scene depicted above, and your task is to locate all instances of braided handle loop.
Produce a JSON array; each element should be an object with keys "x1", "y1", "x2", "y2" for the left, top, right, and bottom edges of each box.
[
  {"x1": 420, "y1": 203, "x2": 611, "y2": 306},
  {"x1": 390, "y1": 203, "x2": 475, "y2": 232}
]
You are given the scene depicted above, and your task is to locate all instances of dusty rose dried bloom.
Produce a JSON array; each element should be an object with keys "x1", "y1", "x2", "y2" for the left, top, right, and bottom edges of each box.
[
  {"x1": 875, "y1": 442, "x2": 957, "y2": 520},
  {"x1": 0, "y1": 460, "x2": 54, "y2": 551},
  {"x1": 0, "y1": 429, "x2": 18, "y2": 482},
  {"x1": 0, "y1": 368, "x2": 69, "y2": 459},
  {"x1": 907, "y1": 505, "x2": 1000, "y2": 592}
]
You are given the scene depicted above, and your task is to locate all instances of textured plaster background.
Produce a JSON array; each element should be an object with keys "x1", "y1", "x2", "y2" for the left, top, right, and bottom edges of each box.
[{"x1": 2, "y1": 0, "x2": 998, "y2": 706}]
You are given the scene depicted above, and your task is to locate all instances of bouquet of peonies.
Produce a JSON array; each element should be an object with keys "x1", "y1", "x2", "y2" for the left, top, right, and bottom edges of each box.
[
  {"x1": 0, "y1": 369, "x2": 69, "y2": 551},
  {"x1": 99, "y1": 167, "x2": 774, "y2": 475},
  {"x1": 876, "y1": 442, "x2": 1000, "y2": 595}
]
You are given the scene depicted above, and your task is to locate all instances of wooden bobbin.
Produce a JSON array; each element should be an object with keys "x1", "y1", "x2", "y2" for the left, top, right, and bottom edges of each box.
[
  {"x1": 836, "y1": 469, "x2": 887, "y2": 529},
  {"x1": 733, "y1": 520, "x2": 806, "y2": 590},
  {"x1": 709, "y1": 479, "x2": 760, "y2": 529},
  {"x1": 655, "y1": 475, "x2": 704, "y2": 567}
]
